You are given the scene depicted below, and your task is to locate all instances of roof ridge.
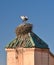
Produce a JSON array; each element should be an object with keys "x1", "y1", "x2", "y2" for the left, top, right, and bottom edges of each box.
[{"x1": 28, "y1": 33, "x2": 35, "y2": 47}]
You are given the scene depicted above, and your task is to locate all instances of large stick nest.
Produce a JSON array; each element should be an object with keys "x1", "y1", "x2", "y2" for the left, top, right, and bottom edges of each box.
[{"x1": 16, "y1": 23, "x2": 32, "y2": 36}]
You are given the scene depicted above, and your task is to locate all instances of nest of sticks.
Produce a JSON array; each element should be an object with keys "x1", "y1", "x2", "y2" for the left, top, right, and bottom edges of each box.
[{"x1": 16, "y1": 23, "x2": 32, "y2": 36}]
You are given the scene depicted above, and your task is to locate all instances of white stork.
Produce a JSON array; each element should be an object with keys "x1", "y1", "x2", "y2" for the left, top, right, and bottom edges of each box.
[{"x1": 20, "y1": 16, "x2": 28, "y2": 22}]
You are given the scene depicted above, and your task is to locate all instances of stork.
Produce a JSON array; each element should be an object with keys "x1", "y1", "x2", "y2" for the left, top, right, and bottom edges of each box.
[{"x1": 20, "y1": 16, "x2": 28, "y2": 23}]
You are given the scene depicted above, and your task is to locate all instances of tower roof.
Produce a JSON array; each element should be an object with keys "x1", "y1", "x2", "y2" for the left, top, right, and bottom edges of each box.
[{"x1": 5, "y1": 19, "x2": 49, "y2": 49}]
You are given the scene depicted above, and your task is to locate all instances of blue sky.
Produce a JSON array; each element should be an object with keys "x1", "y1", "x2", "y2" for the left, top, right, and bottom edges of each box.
[{"x1": 0, "y1": 0, "x2": 54, "y2": 65}]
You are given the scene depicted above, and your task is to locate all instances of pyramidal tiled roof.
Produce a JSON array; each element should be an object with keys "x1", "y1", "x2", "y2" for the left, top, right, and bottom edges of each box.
[{"x1": 5, "y1": 32, "x2": 49, "y2": 49}]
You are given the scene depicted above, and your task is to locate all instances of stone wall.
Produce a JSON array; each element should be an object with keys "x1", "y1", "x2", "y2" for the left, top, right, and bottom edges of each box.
[
  {"x1": 49, "y1": 51, "x2": 54, "y2": 65},
  {"x1": 5, "y1": 48, "x2": 54, "y2": 65},
  {"x1": 5, "y1": 49, "x2": 16, "y2": 65},
  {"x1": 34, "y1": 48, "x2": 49, "y2": 65},
  {"x1": 16, "y1": 48, "x2": 34, "y2": 65}
]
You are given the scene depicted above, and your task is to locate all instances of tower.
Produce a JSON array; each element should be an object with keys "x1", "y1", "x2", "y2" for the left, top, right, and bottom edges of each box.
[{"x1": 5, "y1": 16, "x2": 54, "y2": 65}]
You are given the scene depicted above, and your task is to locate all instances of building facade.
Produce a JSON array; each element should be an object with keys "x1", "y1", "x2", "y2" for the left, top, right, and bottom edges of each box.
[{"x1": 5, "y1": 21, "x2": 54, "y2": 65}]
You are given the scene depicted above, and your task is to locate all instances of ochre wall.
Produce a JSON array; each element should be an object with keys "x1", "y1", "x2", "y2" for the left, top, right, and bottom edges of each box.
[
  {"x1": 49, "y1": 51, "x2": 54, "y2": 65},
  {"x1": 5, "y1": 49, "x2": 16, "y2": 65},
  {"x1": 34, "y1": 48, "x2": 49, "y2": 65},
  {"x1": 5, "y1": 48, "x2": 54, "y2": 65},
  {"x1": 16, "y1": 48, "x2": 34, "y2": 65}
]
